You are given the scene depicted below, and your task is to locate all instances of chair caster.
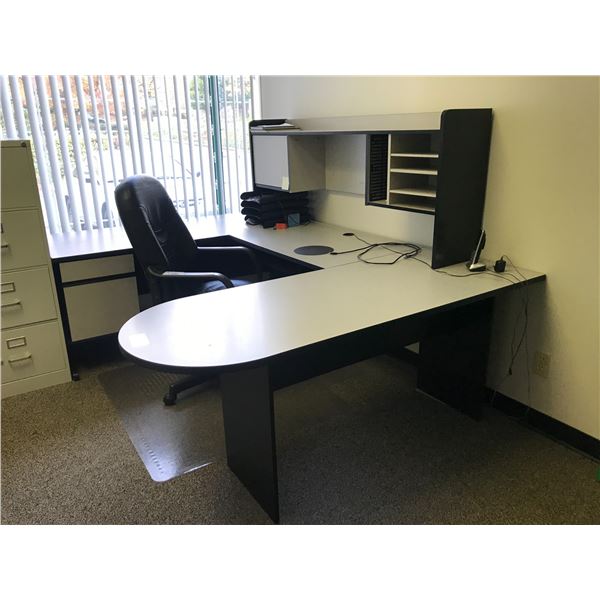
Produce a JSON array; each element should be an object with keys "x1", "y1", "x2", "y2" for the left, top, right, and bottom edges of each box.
[{"x1": 163, "y1": 392, "x2": 177, "y2": 406}]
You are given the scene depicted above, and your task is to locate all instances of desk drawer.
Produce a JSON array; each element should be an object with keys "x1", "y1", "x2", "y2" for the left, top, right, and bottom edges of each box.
[
  {"x1": 1, "y1": 321, "x2": 66, "y2": 383},
  {"x1": 1, "y1": 267, "x2": 57, "y2": 329},
  {"x1": 64, "y1": 276, "x2": 140, "y2": 341},
  {"x1": 1, "y1": 210, "x2": 48, "y2": 271},
  {"x1": 60, "y1": 254, "x2": 135, "y2": 283}
]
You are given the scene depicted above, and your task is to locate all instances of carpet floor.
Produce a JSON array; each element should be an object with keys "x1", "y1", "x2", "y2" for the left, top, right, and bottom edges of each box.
[{"x1": 2, "y1": 354, "x2": 599, "y2": 524}]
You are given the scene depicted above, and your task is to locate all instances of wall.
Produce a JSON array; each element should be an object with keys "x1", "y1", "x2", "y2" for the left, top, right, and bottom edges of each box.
[{"x1": 261, "y1": 76, "x2": 600, "y2": 440}]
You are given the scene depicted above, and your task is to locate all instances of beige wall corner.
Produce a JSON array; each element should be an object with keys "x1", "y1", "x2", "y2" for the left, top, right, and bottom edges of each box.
[{"x1": 260, "y1": 76, "x2": 600, "y2": 439}]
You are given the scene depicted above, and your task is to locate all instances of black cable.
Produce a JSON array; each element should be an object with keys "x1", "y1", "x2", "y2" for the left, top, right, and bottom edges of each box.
[
  {"x1": 357, "y1": 243, "x2": 421, "y2": 265},
  {"x1": 493, "y1": 261, "x2": 528, "y2": 373},
  {"x1": 408, "y1": 252, "x2": 532, "y2": 417},
  {"x1": 502, "y1": 255, "x2": 531, "y2": 415},
  {"x1": 352, "y1": 233, "x2": 376, "y2": 246},
  {"x1": 330, "y1": 232, "x2": 421, "y2": 264},
  {"x1": 480, "y1": 259, "x2": 530, "y2": 417},
  {"x1": 330, "y1": 243, "x2": 374, "y2": 255},
  {"x1": 352, "y1": 233, "x2": 421, "y2": 261},
  {"x1": 411, "y1": 256, "x2": 475, "y2": 277},
  {"x1": 357, "y1": 244, "x2": 421, "y2": 265},
  {"x1": 411, "y1": 256, "x2": 518, "y2": 283}
]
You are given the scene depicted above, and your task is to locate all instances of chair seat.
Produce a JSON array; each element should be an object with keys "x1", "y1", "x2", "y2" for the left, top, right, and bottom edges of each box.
[{"x1": 201, "y1": 277, "x2": 254, "y2": 293}]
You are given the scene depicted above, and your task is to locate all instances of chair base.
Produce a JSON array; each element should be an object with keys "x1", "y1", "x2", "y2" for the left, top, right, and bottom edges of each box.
[{"x1": 163, "y1": 374, "x2": 214, "y2": 406}]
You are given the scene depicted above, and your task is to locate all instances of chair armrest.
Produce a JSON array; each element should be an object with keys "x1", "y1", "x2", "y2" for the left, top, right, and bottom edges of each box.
[
  {"x1": 147, "y1": 266, "x2": 234, "y2": 288},
  {"x1": 196, "y1": 245, "x2": 263, "y2": 281}
]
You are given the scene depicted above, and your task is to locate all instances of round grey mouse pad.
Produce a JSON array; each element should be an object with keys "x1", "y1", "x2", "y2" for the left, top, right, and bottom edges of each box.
[{"x1": 294, "y1": 245, "x2": 334, "y2": 256}]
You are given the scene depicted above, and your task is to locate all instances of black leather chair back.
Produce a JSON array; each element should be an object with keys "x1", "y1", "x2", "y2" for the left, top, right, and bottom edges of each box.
[{"x1": 115, "y1": 175, "x2": 198, "y2": 273}]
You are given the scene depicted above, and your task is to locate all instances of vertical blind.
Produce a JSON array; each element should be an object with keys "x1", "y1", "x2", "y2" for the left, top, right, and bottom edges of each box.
[{"x1": 0, "y1": 75, "x2": 260, "y2": 234}]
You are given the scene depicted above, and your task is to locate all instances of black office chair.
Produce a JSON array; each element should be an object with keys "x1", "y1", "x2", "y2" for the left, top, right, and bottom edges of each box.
[{"x1": 115, "y1": 175, "x2": 262, "y2": 405}]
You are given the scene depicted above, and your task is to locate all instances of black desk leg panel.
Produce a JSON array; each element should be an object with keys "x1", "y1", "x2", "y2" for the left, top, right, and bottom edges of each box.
[
  {"x1": 219, "y1": 298, "x2": 495, "y2": 522},
  {"x1": 220, "y1": 365, "x2": 280, "y2": 523},
  {"x1": 417, "y1": 297, "x2": 494, "y2": 419}
]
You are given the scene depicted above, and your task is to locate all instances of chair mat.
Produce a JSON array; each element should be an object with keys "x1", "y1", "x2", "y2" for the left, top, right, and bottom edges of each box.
[{"x1": 99, "y1": 366, "x2": 225, "y2": 482}]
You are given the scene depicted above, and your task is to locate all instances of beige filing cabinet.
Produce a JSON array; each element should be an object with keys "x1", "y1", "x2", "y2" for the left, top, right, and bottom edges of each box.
[{"x1": 1, "y1": 140, "x2": 71, "y2": 397}]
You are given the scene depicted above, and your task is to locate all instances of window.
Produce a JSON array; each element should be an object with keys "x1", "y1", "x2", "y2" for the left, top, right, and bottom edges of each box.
[{"x1": 0, "y1": 75, "x2": 260, "y2": 234}]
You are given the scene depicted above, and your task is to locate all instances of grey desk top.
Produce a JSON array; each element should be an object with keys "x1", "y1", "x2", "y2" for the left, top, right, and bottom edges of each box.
[
  {"x1": 47, "y1": 216, "x2": 232, "y2": 261},
  {"x1": 119, "y1": 253, "x2": 545, "y2": 371},
  {"x1": 48, "y1": 214, "x2": 402, "y2": 269}
]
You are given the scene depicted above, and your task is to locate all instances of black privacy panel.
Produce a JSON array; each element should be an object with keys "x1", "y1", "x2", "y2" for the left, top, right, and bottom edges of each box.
[{"x1": 367, "y1": 134, "x2": 388, "y2": 202}]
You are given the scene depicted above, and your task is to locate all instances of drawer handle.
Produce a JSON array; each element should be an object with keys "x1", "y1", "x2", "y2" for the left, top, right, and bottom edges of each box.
[
  {"x1": 1, "y1": 282, "x2": 16, "y2": 294},
  {"x1": 0, "y1": 243, "x2": 9, "y2": 249},
  {"x1": 6, "y1": 336, "x2": 27, "y2": 349},
  {"x1": 8, "y1": 353, "x2": 32, "y2": 364},
  {"x1": 1, "y1": 299, "x2": 22, "y2": 308}
]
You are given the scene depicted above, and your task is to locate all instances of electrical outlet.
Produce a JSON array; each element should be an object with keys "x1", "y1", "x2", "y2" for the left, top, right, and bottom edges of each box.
[{"x1": 533, "y1": 351, "x2": 551, "y2": 378}]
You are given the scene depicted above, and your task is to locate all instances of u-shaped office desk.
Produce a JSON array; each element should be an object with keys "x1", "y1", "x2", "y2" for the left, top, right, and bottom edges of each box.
[{"x1": 118, "y1": 217, "x2": 545, "y2": 523}]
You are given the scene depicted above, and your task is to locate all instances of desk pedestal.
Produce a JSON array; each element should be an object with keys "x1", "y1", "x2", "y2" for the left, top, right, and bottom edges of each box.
[
  {"x1": 418, "y1": 298, "x2": 494, "y2": 418},
  {"x1": 219, "y1": 297, "x2": 494, "y2": 523}
]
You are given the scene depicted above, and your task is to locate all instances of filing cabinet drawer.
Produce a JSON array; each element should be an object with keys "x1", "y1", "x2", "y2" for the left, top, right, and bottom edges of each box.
[
  {"x1": 1, "y1": 210, "x2": 48, "y2": 271},
  {"x1": 60, "y1": 253, "x2": 135, "y2": 283},
  {"x1": 1, "y1": 321, "x2": 66, "y2": 383},
  {"x1": 64, "y1": 276, "x2": 140, "y2": 341},
  {"x1": 0, "y1": 143, "x2": 39, "y2": 210},
  {"x1": 1, "y1": 267, "x2": 57, "y2": 329}
]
